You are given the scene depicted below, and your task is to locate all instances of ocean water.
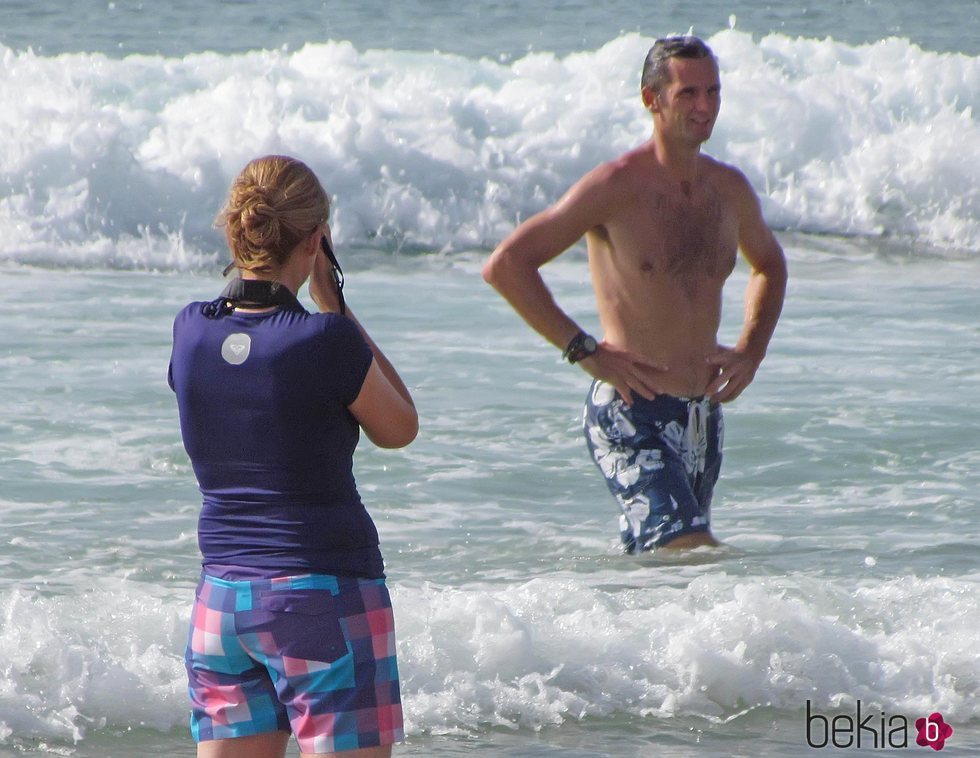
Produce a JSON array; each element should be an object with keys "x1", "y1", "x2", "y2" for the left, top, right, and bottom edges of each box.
[{"x1": 1, "y1": 1, "x2": 978, "y2": 756}]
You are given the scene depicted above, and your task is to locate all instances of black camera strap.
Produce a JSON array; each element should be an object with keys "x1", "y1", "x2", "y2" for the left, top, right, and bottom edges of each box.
[
  {"x1": 320, "y1": 237, "x2": 346, "y2": 315},
  {"x1": 208, "y1": 235, "x2": 345, "y2": 319},
  {"x1": 202, "y1": 279, "x2": 305, "y2": 319}
]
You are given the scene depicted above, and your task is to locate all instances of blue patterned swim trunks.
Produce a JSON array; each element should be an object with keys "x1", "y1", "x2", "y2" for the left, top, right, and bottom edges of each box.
[
  {"x1": 584, "y1": 380, "x2": 724, "y2": 551},
  {"x1": 185, "y1": 573, "x2": 403, "y2": 754}
]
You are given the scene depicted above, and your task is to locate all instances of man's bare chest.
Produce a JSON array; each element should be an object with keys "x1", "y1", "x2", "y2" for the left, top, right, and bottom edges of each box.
[{"x1": 613, "y1": 187, "x2": 738, "y2": 294}]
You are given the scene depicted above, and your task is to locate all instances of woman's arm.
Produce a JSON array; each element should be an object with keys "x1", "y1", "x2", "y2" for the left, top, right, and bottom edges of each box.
[
  {"x1": 349, "y1": 358, "x2": 418, "y2": 448},
  {"x1": 309, "y1": 238, "x2": 418, "y2": 448}
]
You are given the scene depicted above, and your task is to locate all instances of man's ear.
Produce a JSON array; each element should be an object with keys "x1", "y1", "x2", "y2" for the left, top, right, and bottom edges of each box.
[{"x1": 641, "y1": 85, "x2": 660, "y2": 114}]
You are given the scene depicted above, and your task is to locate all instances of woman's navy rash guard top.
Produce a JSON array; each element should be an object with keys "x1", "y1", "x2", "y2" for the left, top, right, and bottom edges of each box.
[{"x1": 168, "y1": 301, "x2": 379, "y2": 579}]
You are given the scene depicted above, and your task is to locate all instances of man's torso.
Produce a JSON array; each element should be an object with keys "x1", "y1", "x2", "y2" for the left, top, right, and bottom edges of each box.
[{"x1": 586, "y1": 153, "x2": 740, "y2": 396}]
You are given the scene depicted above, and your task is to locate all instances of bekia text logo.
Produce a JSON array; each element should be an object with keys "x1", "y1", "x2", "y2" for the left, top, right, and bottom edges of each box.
[{"x1": 806, "y1": 701, "x2": 954, "y2": 750}]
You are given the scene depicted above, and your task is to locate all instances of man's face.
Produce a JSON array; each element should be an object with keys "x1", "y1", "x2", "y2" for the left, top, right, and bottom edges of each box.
[{"x1": 647, "y1": 56, "x2": 722, "y2": 147}]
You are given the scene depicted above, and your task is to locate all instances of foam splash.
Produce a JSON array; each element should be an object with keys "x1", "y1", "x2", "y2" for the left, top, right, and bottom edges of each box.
[
  {"x1": 0, "y1": 31, "x2": 976, "y2": 269},
  {"x1": 0, "y1": 582, "x2": 189, "y2": 745},
  {"x1": 2, "y1": 572, "x2": 973, "y2": 747},
  {"x1": 394, "y1": 575, "x2": 979, "y2": 734}
]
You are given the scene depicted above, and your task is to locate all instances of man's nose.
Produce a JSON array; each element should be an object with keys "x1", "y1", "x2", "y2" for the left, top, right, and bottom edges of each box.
[{"x1": 693, "y1": 91, "x2": 717, "y2": 112}]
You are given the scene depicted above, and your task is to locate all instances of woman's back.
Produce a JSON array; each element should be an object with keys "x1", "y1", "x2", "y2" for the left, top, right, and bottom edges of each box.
[{"x1": 170, "y1": 300, "x2": 384, "y2": 578}]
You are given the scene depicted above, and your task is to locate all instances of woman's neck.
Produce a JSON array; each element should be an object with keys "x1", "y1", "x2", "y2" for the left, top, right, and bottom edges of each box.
[{"x1": 239, "y1": 267, "x2": 303, "y2": 296}]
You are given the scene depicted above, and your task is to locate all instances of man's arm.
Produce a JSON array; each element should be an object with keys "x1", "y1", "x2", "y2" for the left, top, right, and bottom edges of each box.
[
  {"x1": 482, "y1": 200, "x2": 589, "y2": 352},
  {"x1": 482, "y1": 164, "x2": 667, "y2": 403},
  {"x1": 706, "y1": 172, "x2": 787, "y2": 402}
]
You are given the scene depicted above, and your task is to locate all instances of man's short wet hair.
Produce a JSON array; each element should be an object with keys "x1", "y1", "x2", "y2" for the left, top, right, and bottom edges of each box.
[{"x1": 641, "y1": 36, "x2": 717, "y2": 93}]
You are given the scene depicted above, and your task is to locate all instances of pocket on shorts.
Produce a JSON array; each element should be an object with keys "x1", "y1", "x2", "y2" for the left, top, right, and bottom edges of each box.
[{"x1": 239, "y1": 589, "x2": 348, "y2": 665}]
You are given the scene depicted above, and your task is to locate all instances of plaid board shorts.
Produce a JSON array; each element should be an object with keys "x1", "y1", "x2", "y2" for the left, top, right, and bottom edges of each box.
[{"x1": 185, "y1": 572, "x2": 403, "y2": 753}]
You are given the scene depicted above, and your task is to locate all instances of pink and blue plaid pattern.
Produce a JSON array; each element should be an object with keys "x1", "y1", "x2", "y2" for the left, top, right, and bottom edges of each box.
[{"x1": 185, "y1": 573, "x2": 403, "y2": 753}]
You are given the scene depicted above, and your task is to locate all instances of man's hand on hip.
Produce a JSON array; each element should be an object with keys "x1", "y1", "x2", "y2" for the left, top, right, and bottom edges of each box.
[
  {"x1": 579, "y1": 342, "x2": 668, "y2": 406},
  {"x1": 705, "y1": 345, "x2": 762, "y2": 403}
]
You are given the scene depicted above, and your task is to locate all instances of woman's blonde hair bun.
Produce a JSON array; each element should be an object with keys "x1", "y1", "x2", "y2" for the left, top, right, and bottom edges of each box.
[{"x1": 218, "y1": 156, "x2": 329, "y2": 275}]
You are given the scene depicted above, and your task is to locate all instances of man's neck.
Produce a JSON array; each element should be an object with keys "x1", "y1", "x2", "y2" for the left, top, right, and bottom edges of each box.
[{"x1": 650, "y1": 133, "x2": 703, "y2": 184}]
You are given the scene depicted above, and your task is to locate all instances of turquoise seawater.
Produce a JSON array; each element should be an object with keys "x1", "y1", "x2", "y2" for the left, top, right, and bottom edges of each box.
[{"x1": 1, "y1": 1, "x2": 978, "y2": 755}]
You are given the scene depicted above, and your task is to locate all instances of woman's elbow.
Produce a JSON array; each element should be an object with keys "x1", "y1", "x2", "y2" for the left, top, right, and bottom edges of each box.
[
  {"x1": 367, "y1": 410, "x2": 419, "y2": 449},
  {"x1": 391, "y1": 412, "x2": 420, "y2": 449}
]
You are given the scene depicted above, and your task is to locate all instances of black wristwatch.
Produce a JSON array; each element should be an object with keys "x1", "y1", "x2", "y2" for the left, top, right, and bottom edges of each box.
[{"x1": 562, "y1": 331, "x2": 598, "y2": 364}]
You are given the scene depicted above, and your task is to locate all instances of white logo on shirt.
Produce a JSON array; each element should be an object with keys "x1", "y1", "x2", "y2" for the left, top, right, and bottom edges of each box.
[{"x1": 221, "y1": 333, "x2": 251, "y2": 365}]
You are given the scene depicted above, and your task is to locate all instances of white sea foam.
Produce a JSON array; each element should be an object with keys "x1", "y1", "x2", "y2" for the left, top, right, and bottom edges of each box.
[
  {"x1": 396, "y1": 575, "x2": 979, "y2": 732},
  {"x1": 0, "y1": 582, "x2": 189, "y2": 745},
  {"x1": 0, "y1": 31, "x2": 976, "y2": 270},
  {"x1": 1, "y1": 573, "x2": 974, "y2": 745}
]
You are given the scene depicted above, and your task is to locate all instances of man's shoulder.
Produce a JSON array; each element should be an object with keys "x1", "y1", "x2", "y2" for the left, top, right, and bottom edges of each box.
[
  {"x1": 700, "y1": 154, "x2": 752, "y2": 189},
  {"x1": 583, "y1": 148, "x2": 657, "y2": 193}
]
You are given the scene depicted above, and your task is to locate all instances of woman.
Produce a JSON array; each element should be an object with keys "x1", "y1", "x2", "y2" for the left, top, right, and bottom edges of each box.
[{"x1": 169, "y1": 155, "x2": 418, "y2": 758}]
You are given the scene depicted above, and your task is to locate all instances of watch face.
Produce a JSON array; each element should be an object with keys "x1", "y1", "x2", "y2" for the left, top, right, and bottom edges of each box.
[{"x1": 564, "y1": 332, "x2": 599, "y2": 363}]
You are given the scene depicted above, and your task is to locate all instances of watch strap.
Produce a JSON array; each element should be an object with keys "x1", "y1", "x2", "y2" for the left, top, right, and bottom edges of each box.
[{"x1": 562, "y1": 331, "x2": 597, "y2": 364}]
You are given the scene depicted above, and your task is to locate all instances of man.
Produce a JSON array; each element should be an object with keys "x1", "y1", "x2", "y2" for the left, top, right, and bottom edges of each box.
[{"x1": 482, "y1": 36, "x2": 787, "y2": 552}]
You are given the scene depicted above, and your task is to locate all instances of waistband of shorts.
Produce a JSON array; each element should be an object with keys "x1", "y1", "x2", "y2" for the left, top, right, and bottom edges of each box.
[
  {"x1": 197, "y1": 572, "x2": 391, "y2": 615},
  {"x1": 199, "y1": 571, "x2": 363, "y2": 594},
  {"x1": 591, "y1": 380, "x2": 714, "y2": 410}
]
